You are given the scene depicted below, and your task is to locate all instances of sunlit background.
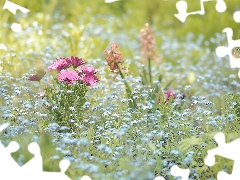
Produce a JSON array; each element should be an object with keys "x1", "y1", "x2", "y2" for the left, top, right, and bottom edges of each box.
[{"x1": 0, "y1": 0, "x2": 240, "y2": 179}]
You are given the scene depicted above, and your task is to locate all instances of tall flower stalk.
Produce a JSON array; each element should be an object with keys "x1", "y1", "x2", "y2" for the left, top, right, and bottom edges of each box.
[
  {"x1": 105, "y1": 43, "x2": 137, "y2": 109},
  {"x1": 140, "y1": 23, "x2": 178, "y2": 110},
  {"x1": 140, "y1": 23, "x2": 162, "y2": 85}
]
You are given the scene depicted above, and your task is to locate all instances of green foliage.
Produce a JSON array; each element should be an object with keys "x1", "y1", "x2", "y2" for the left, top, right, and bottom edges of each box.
[
  {"x1": 174, "y1": 94, "x2": 240, "y2": 178},
  {"x1": 60, "y1": 24, "x2": 91, "y2": 58},
  {"x1": 225, "y1": 93, "x2": 240, "y2": 119},
  {"x1": 5, "y1": 0, "x2": 239, "y2": 50},
  {"x1": 45, "y1": 80, "x2": 87, "y2": 130},
  {"x1": 176, "y1": 131, "x2": 236, "y2": 179},
  {"x1": 221, "y1": 93, "x2": 240, "y2": 135},
  {"x1": 117, "y1": 65, "x2": 137, "y2": 109}
]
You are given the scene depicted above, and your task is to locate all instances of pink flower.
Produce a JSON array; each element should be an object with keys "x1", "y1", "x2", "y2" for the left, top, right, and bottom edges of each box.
[
  {"x1": 58, "y1": 69, "x2": 79, "y2": 84},
  {"x1": 105, "y1": 42, "x2": 123, "y2": 72},
  {"x1": 48, "y1": 58, "x2": 70, "y2": 72},
  {"x1": 37, "y1": 91, "x2": 46, "y2": 99},
  {"x1": 109, "y1": 43, "x2": 119, "y2": 51},
  {"x1": 82, "y1": 75, "x2": 99, "y2": 87},
  {"x1": 140, "y1": 23, "x2": 162, "y2": 63},
  {"x1": 164, "y1": 90, "x2": 177, "y2": 102},
  {"x1": 77, "y1": 65, "x2": 99, "y2": 86},
  {"x1": 28, "y1": 71, "x2": 46, "y2": 82},
  {"x1": 80, "y1": 65, "x2": 98, "y2": 75},
  {"x1": 48, "y1": 56, "x2": 86, "y2": 72},
  {"x1": 158, "y1": 90, "x2": 184, "y2": 104},
  {"x1": 66, "y1": 56, "x2": 85, "y2": 68},
  {"x1": 29, "y1": 74, "x2": 39, "y2": 81}
]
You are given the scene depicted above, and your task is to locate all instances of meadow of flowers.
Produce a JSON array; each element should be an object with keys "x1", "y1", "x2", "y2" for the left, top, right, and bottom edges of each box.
[{"x1": 0, "y1": 0, "x2": 240, "y2": 179}]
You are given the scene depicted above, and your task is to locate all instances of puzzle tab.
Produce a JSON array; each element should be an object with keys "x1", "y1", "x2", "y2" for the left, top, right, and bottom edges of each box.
[
  {"x1": 233, "y1": 11, "x2": 240, "y2": 23},
  {"x1": 154, "y1": 165, "x2": 190, "y2": 180},
  {"x1": 175, "y1": 0, "x2": 227, "y2": 22},
  {"x1": 0, "y1": 123, "x2": 71, "y2": 180},
  {"x1": 215, "y1": 27, "x2": 240, "y2": 78},
  {"x1": 215, "y1": 9, "x2": 240, "y2": 77},
  {"x1": 2, "y1": 0, "x2": 30, "y2": 15},
  {"x1": 204, "y1": 132, "x2": 240, "y2": 180}
]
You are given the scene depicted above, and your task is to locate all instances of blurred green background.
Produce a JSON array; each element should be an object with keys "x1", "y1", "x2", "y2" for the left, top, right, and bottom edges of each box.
[
  {"x1": 0, "y1": 0, "x2": 239, "y2": 75},
  {"x1": 1, "y1": 0, "x2": 239, "y2": 43}
]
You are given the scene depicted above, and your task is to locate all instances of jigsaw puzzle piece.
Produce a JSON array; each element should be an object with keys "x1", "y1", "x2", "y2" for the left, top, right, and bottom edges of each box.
[
  {"x1": 215, "y1": 0, "x2": 226, "y2": 12},
  {"x1": 216, "y1": 162, "x2": 240, "y2": 180},
  {"x1": 216, "y1": 46, "x2": 228, "y2": 57},
  {"x1": 0, "y1": 123, "x2": 20, "y2": 173},
  {"x1": 39, "y1": 171, "x2": 71, "y2": 180},
  {"x1": 81, "y1": 175, "x2": 92, "y2": 180},
  {"x1": 216, "y1": 28, "x2": 240, "y2": 69},
  {"x1": 175, "y1": 0, "x2": 226, "y2": 22},
  {"x1": 3, "y1": 0, "x2": 30, "y2": 15},
  {"x1": 233, "y1": 11, "x2": 240, "y2": 23},
  {"x1": 154, "y1": 176, "x2": 165, "y2": 180},
  {"x1": 0, "y1": 123, "x2": 72, "y2": 179},
  {"x1": 170, "y1": 165, "x2": 190, "y2": 180},
  {"x1": 0, "y1": 123, "x2": 10, "y2": 133},
  {"x1": 205, "y1": 132, "x2": 240, "y2": 162},
  {"x1": 59, "y1": 159, "x2": 71, "y2": 174},
  {"x1": 174, "y1": 1, "x2": 188, "y2": 23},
  {"x1": 0, "y1": 141, "x2": 21, "y2": 178},
  {"x1": 21, "y1": 142, "x2": 43, "y2": 173},
  {"x1": 174, "y1": 0, "x2": 210, "y2": 22},
  {"x1": 205, "y1": 132, "x2": 240, "y2": 180},
  {"x1": 11, "y1": 23, "x2": 22, "y2": 33},
  {"x1": 217, "y1": 171, "x2": 233, "y2": 180},
  {"x1": 105, "y1": 0, "x2": 120, "y2": 3},
  {"x1": 0, "y1": 44, "x2": 7, "y2": 51},
  {"x1": 35, "y1": 159, "x2": 71, "y2": 180},
  {"x1": 18, "y1": 143, "x2": 71, "y2": 180}
]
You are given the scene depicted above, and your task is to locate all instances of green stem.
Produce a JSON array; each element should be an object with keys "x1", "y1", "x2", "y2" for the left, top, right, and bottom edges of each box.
[
  {"x1": 142, "y1": 66, "x2": 148, "y2": 85},
  {"x1": 116, "y1": 63, "x2": 137, "y2": 109},
  {"x1": 148, "y1": 58, "x2": 152, "y2": 85}
]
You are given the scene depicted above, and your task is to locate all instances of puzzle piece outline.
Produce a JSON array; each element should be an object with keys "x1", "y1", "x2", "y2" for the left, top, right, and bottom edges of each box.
[
  {"x1": 215, "y1": 26, "x2": 240, "y2": 78},
  {"x1": 205, "y1": 132, "x2": 240, "y2": 180},
  {"x1": 2, "y1": 0, "x2": 30, "y2": 15},
  {"x1": 233, "y1": 11, "x2": 240, "y2": 23},
  {"x1": 0, "y1": 123, "x2": 73, "y2": 180},
  {"x1": 154, "y1": 131, "x2": 240, "y2": 180},
  {"x1": 154, "y1": 165, "x2": 190, "y2": 180},
  {"x1": 174, "y1": 0, "x2": 227, "y2": 22}
]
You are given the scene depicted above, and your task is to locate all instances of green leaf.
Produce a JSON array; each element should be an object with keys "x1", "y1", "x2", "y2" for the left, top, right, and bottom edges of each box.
[
  {"x1": 155, "y1": 155, "x2": 162, "y2": 174},
  {"x1": 142, "y1": 67, "x2": 148, "y2": 85},
  {"x1": 164, "y1": 79, "x2": 174, "y2": 90},
  {"x1": 87, "y1": 126, "x2": 94, "y2": 142},
  {"x1": 158, "y1": 74, "x2": 163, "y2": 83},
  {"x1": 148, "y1": 142, "x2": 156, "y2": 151},
  {"x1": 179, "y1": 136, "x2": 203, "y2": 152}
]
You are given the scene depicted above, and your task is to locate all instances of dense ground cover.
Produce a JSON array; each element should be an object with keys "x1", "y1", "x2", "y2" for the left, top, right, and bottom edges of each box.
[{"x1": 1, "y1": 0, "x2": 240, "y2": 179}]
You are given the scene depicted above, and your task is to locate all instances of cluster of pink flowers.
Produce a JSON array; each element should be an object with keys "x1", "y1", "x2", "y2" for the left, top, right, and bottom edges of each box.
[
  {"x1": 29, "y1": 56, "x2": 99, "y2": 86},
  {"x1": 164, "y1": 90, "x2": 177, "y2": 102},
  {"x1": 158, "y1": 90, "x2": 185, "y2": 104},
  {"x1": 77, "y1": 65, "x2": 99, "y2": 86},
  {"x1": 47, "y1": 56, "x2": 85, "y2": 72},
  {"x1": 49, "y1": 56, "x2": 99, "y2": 86},
  {"x1": 105, "y1": 42, "x2": 124, "y2": 72},
  {"x1": 140, "y1": 23, "x2": 162, "y2": 63},
  {"x1": 58, "y1": 69, "x2": 80, "y2": 85}
]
